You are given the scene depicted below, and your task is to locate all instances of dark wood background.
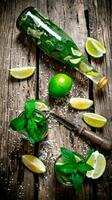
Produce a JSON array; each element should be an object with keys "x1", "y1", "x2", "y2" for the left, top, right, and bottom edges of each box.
[{"x1": 0, "y1": 0, "x2": 112, "y2": 199}]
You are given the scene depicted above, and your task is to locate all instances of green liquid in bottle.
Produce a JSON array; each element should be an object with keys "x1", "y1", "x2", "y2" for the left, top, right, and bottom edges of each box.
[{"x1": 16, "y1": 7, "x2": 108, "y2": 88}]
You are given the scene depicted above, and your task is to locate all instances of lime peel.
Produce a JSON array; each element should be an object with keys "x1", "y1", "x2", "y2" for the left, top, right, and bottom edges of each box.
[
  {"x1": 35, "y1": 100, "x2": 49, "y2": 111},
  {"x1": 10, "y1": 67, "x2": 36, "y2": 79},
  {"x1": 83, "y1": 112, "x2": 107, "y2": 128},
  {"x1": 86, "y1": 151, "x2": 106, "y2": 179},
  {"x1": 69, "y1": 98, "x2": 93, "y2": 110},
  {"x1": 85, "y1": 37, "x2": 106, "y2": 58},
  {"x1": 22, "y1": 155, "x2": 46, "y2": 173}
]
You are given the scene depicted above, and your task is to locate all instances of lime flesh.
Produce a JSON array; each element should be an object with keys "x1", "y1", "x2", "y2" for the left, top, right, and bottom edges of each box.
[
  {"x1": 83, "y1": 112, "x2": 107, "y2": 128},
  {"x1": 69, "y1": 98, "x2": 93, "y2": 110},
  {"x1": 85, "y1": 37, "x2": 106, "y2": 58},
  {"x1": 86, "y1": 151, "x2": 106, "y2": 179},
  {"x1": 10, "y1": 67, "x2": 36, "y2": 79},
  {"x1": 22, "y1": 155, "x2": 46, "y2": 173},
  {"x1": 35, "y1": 100, "x2": 49, "y2": 111}
]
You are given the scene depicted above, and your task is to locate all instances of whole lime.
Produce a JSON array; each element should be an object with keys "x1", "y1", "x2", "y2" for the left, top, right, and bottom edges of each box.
[{"x1": 48, "y1": 73, "x2": 73, "y2": 98}]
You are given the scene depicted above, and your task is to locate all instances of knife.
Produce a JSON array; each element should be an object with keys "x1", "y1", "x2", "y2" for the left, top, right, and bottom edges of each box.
[{"x1": 51, "y1": 112, "x2": 112, "y2": 151}]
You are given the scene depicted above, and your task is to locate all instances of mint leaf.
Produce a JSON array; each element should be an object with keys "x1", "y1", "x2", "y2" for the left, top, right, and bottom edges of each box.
[
  {"x1": 85, "y1": 148, "x2": 94, "y2": 162},
  {"x1": 33, "y1": 112, "x2": 47, "y2": 126},
  {"x1": 61, "y1": 147, "x2": 76, "y2": 166},
  {"x1": 10, "y1": 112, "x2": 26, "y2": 131},
  {"x1": 24, "y1": 99, "x2": 36, "y2": 119},
  {"x1": 27, "y1": 119, "x2": 38, "y2": 137},
  {"x1": 77, "y1": 163, "x2": 93, "y2": 173},
  {"x1": 71, "y1": 173, "x2": 84, "y2": 194},
  {"x1": 55, "y1": 163, "x2": 74, "y2": 174}
]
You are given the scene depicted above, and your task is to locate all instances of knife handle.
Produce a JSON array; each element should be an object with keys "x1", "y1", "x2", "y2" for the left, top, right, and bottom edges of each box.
[{"x1": 81, "y1": 128, "x2": 112, "y2": 151}]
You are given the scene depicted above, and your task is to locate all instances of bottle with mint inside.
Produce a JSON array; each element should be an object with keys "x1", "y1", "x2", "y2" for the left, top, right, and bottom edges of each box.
[{"x1": 16, "y1": 7, "x2": 108, "y2": 88}]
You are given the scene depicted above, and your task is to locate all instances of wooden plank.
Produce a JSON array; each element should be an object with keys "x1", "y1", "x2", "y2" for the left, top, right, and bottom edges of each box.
[
  {"x1": 88, "y1": 0, "x2": 112, "y2": 200},
  {"x1": 0, "y1": 1, "x2": 37, "y2": 199},
  {"x1": 37, "y1": 0, "x2": 90, "y2": 199}
]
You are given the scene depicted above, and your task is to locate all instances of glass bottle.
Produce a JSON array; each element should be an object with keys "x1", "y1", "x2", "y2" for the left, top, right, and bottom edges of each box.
[{"x1": 16, "y1": 7, "x2": 108, "y2": 88}]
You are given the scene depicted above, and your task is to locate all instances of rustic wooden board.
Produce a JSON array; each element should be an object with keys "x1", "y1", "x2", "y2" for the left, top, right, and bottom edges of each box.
[
  {"x1": 0, "y1": 0, "x2": 37, "y2": 199},
  {"x1": 37, "y1": 0, "x2": 91, "y2": 199},
  {"x1": 0, "y1": 0, "x2": 111, "y2": 199},
  {"x1": 88, "y1": 0, "x2": 112, "y2": 199}
]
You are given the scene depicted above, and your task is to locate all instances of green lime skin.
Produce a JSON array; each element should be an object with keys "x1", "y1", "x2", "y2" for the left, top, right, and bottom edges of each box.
[{"x1": 48, "y1": 73, "x2": 73, "y2": 98}]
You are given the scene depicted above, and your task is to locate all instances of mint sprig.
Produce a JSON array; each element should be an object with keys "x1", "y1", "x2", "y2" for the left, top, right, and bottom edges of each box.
[
  {"x1": 56, "y1": 147, "x2": 94, "y2": 194},
  {"x1": 10, "y1": 99, "x2": 48, "y2": 143},
  {"x1": 10, "y1": 112, "x2": 26, "y2": 131},
  {"x1": 24, "y1": 99, "x2": 36, "y2": 119}
]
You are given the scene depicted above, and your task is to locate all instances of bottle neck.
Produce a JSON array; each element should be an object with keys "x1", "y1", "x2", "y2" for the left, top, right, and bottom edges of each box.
[{"x1": 76, "y1": 62, "x2": 108, "y2": 88}]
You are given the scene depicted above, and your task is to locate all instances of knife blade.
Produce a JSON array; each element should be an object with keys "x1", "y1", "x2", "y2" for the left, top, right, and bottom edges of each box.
[{"x1": 51, "y1": 112, "x2": 112, "y2": 151}]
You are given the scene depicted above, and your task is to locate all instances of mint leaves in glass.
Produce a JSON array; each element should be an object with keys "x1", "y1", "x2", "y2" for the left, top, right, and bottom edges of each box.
[
  {"x1": 10, "y1": 100, "x2": 48, "y2": 144},
  {"x1": 16, "y1": 7, "x2": 107, "y2": 88},
  {"x1": 55, "y1": 147, "x2": 94, "y2": 194}
]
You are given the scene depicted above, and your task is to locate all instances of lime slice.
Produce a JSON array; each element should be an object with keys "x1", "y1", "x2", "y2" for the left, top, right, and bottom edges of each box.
[
  {"x1": 85, "y1": 37, "x2": 106, "y2": 58},
  {"x1": 22, "y1": 155, "x2": 46, "y2": 173},
  {"x1": 10, "y1": 67, "x2": 36, "y2": 79},
  {"x1": 69, "y1": 98, "x2": 93, "y2": 110},
  {"x1": 35, "y1": 100, "x2": 49, "y2": 111},
  {"x1": 69, "y1": 58, "x2": 81, "y2": 65},
  {"x1": 83, "y1": 113, "x2": 107, "y2": 128},
  {"x1": 71, "y1": 48, "x2": 82, "y2": 57},
  {"x1": 64, "y1": 55, "x2": 72, "y2": 61},
  {"x1": 79, "y1": 62, "x2": 93, "y2": 73},
  {"x1": 86, "y1": 151, "x2": 106, "y2": 179},
  {"x1": 56, "y1": 154, "x2": 81, "y2": 166}
]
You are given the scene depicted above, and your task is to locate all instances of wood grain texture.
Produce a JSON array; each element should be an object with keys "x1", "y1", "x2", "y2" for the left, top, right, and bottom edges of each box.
[
  {"x1": 37, "y1": 0, "x2": 91, "y2": 199},
  {"x1": 1, "y1": 0, "x2": 111, "y2": 199},
  {"x1": 0, "y1": 0, "x2": 37, "y2": 199},
  {"x1": 88, "y1": 0, "x2": 112, "y2": 200}
]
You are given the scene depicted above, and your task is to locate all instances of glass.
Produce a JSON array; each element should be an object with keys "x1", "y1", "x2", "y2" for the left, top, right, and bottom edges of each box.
[
  {"x1": 18, "y1": 111, "x2": 48, "y2": 144},
  {"x1": 54, "y1": 155, "x2": 72, "y2": 186},
  {"x1": 16, "y1": 7, "x2": 107, "y2": 88}
]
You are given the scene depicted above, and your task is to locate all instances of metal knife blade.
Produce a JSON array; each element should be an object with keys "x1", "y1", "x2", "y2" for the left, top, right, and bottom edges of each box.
[{"x1": 50, "y1": 112, "x2": 80, "y2": 132}]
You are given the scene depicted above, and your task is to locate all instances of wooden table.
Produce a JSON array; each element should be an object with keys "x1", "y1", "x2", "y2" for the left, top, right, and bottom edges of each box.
[{"x1": 0, "y1": 0, "x2": 112, "y2": 199}]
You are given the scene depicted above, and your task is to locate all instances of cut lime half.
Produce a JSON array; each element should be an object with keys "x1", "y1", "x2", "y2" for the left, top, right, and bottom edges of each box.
[
  {"x1": 86, "y1": 151, "x2": 106, "y2": 179},
  {"x1": 22, "y1": 155, "x2": 46, "y2": 173},
  {"x1": 69, "y1": 98, "x2": 93, "y2": 110},
  {"x1": 10, "y1": 67, "x2": 36, "y2": 79},
  {"x1": 85, "y1": 37, "x2": 106, "y2": 58},
  {"x1": 83, "y1": 112, "x2": 107, "y2": 128}
]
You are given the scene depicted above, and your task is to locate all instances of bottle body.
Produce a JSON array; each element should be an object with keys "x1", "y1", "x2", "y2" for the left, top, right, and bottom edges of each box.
[{"x1": 17, "y1": 7, "x2": 107, "y2": 88}]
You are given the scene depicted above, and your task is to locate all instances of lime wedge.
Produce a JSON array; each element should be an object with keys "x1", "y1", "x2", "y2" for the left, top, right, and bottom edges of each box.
[
  {"x1": 22, "y1": 155, "x2": 46, "y2": 173},
  {"x1": 83, "y1": 113, "x2": 107, "y2": 128},
  {"x1": 71, "y1": 48, "x2": 82, "y2": 57},
  {"x1": 56, "y1": 154, "x2": 81, "y2": 166},
  {"x1": 86, "y1": 151, "x2": 106, "y2": 179},
  {"x1": 69, "y1": 98, "x2": 93, "y2": 110},
  {"x1": 79, "y1": 62, "x2": 93, "y2": 73},
  {"x1": 10, "y1": 67, "x2": 36, "y2": 79},
  {"x1": 35, "y1": 100, "x2": 49, "y2": 111},
  {"x1": 85, "y1": 37, "x2": 106, "y2": 58},
  {"x1": 69, "y1": 58, "x2": 81, "y2": 65}
]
